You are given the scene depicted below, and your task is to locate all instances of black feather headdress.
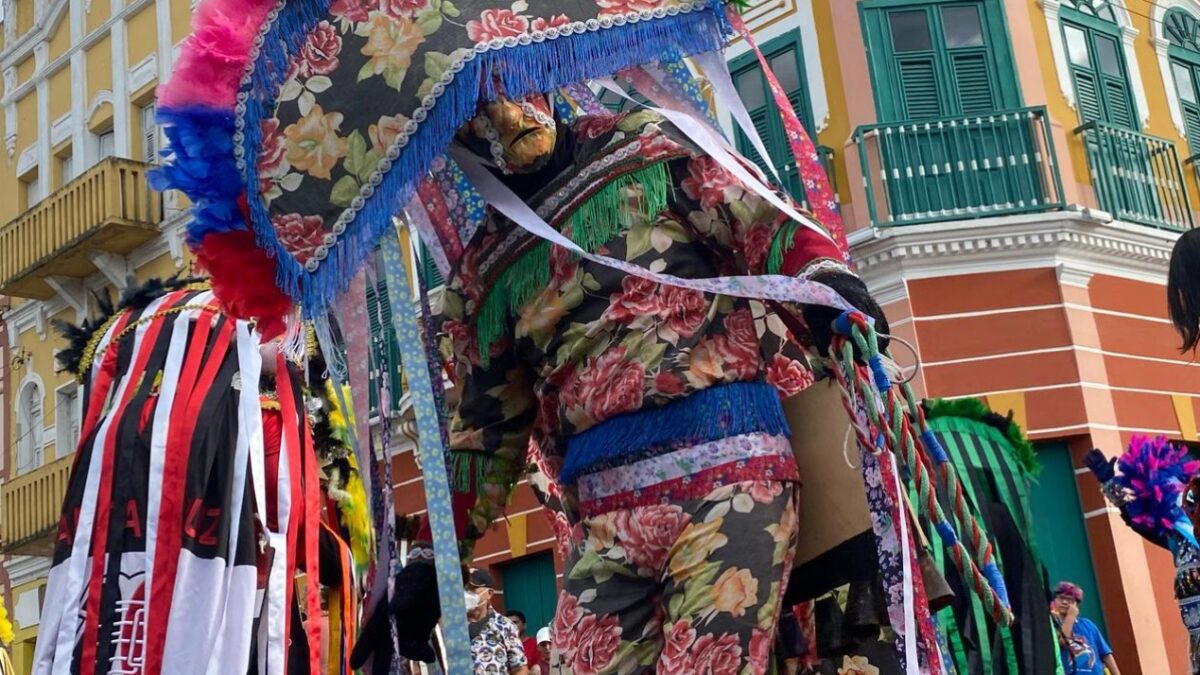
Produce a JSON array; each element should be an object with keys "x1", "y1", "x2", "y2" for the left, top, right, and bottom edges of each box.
[{"x1": 53, "y1": 274, "x2": 207, "y2": 377}]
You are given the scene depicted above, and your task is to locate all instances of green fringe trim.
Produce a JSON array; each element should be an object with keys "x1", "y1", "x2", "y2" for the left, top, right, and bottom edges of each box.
[
  {"x1": 475, "y1": 161, "x2": 672, "y2": 361},
  {"x1": 765, "y1": 220, "x2": 800, "y2": 275},
  {"x1": 449, "y1": 450, "x2": 498, "y2": 494},
  {"x1": 924, "y1": 397, "x2": 1040, "y2": 476}
]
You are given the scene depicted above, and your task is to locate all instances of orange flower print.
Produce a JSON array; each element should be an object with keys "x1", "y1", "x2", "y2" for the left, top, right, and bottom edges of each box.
[
  {"x1": 839, "y1": 655, "x2": 881, "y2": 675},
  {"x1": 360, "y1": 13, "x2": 424, "y2": 89},
  {"x1": 710, "y1": 567, "x2": 758, "y2": 617},
  {"x1": 284, "y1": 104, "x2": 348, "y2": 180}
]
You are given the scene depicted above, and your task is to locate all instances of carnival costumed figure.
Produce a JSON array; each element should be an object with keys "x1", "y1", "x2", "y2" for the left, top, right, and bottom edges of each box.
[
  {"x1": 347, "y1": 88, "x2": 888, "y2": 674},
  {"x1": 32, "y1": 278, "x2": 355, "y2": 675},
  {"x1": 1084, "y1": 437, "x2": 1200, "y2": 674},
  {"x1": 150, "y1": 0, "x2": 1020, "y2": 672}
]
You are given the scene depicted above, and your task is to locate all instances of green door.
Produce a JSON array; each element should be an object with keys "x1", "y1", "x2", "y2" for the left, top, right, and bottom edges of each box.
[
  {"x1": 499, "y1": 552, "x2": 558, "y2": 632},
  {"x1": 860, "y1": 1, "x2": 1040, "y2": 221},
  {"x1": 1029, "y1": 442, "x2": 1108, "y2": 635}
]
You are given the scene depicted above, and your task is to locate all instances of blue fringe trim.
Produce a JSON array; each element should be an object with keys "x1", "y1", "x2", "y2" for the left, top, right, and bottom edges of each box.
[
  {"x1": 560, "y1": 380, "x2": 789, "y2": 484},
  {"x1": 161, "y1": 1, "x2": 734, "y2": 318}
]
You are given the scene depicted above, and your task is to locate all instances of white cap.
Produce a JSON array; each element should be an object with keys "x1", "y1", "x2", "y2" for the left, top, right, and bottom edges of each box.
[{"x1": 536, "y1": 627, "x2": 552, "y2": 644}]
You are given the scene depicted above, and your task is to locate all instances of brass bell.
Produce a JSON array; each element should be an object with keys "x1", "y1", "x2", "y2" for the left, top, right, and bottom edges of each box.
[{"x1": 919, "y1": 547, "x2": 956, "y2": 613}]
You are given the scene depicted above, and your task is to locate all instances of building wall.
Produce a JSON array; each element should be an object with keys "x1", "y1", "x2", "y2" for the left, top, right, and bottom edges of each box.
[{"x1": 0, "y1": 0, "x2": 190, "y2": 669}]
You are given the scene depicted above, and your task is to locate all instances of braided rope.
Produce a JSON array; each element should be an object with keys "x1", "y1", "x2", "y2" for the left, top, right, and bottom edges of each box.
[{"x1": 832, "y1": 312, "x2": 1014, "y2": 627}]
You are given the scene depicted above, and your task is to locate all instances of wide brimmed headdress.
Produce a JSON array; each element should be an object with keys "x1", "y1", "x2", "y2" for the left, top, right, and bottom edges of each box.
[{"x1": 154, "y1": 0, "x2": 747, "y2": 323}]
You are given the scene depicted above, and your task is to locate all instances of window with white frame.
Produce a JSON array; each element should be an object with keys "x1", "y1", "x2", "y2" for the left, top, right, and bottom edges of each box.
[
  {"x1": 57, "y1": 150, "x2": 74, "y2": 185},
  {"x1": 22, "y1": 172, "x2": 41, "y2": 209},
  {"x1": 140, "y1": 102, "x2": 160, "y2": 164},
  {"x1": 95, "y1": 129, "x2": 115, "y2": 163},
  {"x1": 15, "y1": 380, "x2": 43, "y2": 475},
  {"x1": 55, "y1": 383, "x2": 81, "y2": 456}
]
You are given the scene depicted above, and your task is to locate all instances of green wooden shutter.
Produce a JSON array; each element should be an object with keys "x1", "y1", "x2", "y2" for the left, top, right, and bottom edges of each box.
[
  {"x1": 419, "y1": 241, "x2": 445, "y2": 289},
  {"x1": 366, "y1": 284, "x2": 381, "y2": 415},
  {"x1": 897, "y1": 57, "x2": 942, "y2": 119},
  {"x1": 1102, "y1": 78, "x2": 1134, "y2": 129},
  {"x1": 950, "y1": 53, "x2": 995, "y2": 115},
  {"x1": 1072, "y1": 68, "x2": 1103, "y2": 123},
  {"x1": 1184, "y1": 103, "x2": 1200, "y2": 144}
]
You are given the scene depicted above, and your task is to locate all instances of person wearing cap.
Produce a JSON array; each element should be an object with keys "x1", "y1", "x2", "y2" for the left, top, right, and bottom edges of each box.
[
  {"x1": 535, "y1": 627, "x2": 552, "y2": 674},
  {"x1": 466, "y1": 568, "x2": 529, "y2": 675},
  {"x1": 1051, "y1": 582, "x2": 1120, "y2": 675}
]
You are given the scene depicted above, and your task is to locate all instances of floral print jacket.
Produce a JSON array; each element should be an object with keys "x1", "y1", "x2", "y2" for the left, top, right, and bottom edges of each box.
[{"x1": 427, "y1": 111, "x2": 848, "y2": 554}]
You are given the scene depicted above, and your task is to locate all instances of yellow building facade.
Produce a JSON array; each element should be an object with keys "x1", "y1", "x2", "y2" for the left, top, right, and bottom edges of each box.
[{"x1": 0, "y1": 0, "x2": 192, "y2": 669}]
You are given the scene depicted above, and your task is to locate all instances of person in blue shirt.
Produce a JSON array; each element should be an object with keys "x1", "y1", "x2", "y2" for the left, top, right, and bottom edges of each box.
[{"x1": 1051, "y1": 582, "x2": 1121, "y2": 675}]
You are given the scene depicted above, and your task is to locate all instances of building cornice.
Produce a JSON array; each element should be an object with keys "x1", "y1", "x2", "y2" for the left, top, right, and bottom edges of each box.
[{"x1": 849, "y1": 210, "x2": 1178, "y2": 305}]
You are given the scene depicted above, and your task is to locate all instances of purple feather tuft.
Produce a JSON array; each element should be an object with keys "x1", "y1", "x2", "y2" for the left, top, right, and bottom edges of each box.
[{"x1": 1114, "y1": 435, "x2": 1198, "y2": 541}]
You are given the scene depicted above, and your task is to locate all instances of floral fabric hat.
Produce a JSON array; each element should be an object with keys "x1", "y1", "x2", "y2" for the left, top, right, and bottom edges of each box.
[{"x1": 154, "y1": 0, "x2": 740, "y2": 325}]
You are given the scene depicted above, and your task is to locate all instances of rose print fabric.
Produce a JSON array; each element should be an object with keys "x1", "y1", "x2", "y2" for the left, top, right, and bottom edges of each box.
[
  {"x1": 431, "y1": 111, "x2": 843, "y2": 547},
  {"x1": 547, "y1": 480, "x2": 799, "y2": 675},
  {"x1": 248, "y1": 0, "x2": 730, "y2": 270}
]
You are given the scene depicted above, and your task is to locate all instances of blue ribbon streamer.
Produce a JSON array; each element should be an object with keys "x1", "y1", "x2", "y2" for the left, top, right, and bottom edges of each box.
[{"x1": 379, "y1": 233, "x2": 472, "y2": 672}]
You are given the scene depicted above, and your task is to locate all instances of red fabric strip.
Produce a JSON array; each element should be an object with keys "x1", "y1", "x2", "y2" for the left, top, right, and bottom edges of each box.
[
  {"x1": 78, "y1": 292, "x2": 192, "y2": 675},
  {"x1": 727, "y1": 10, "x2": 851, "y2": 263},
  {"x1": 143, "y1": 314, "x2": 232, "y2": 675}
]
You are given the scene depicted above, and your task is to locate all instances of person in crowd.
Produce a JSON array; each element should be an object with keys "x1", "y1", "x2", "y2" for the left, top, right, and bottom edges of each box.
[
  {"x1": 505, "y1": 610, "x2": 540, "y2": 673},
  {"x1": 1051, "y1": 582, "x2": 1120, "y2": 675},
  {"x1": 467, "y1": 569, "x2": 528, "y2": 675}
]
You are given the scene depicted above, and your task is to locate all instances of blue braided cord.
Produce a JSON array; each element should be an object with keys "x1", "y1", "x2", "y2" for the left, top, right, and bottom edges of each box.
[
  {"x1": 922, "y1": 429, "x2": 950, "y2": 465},
  {"x1": 868, "y1": 354, "x2": 892, "y2": 392},
  {"x1": 983, "y1": 562, "x2": 1011, "y2": 608},
  {"x1": 936, "y1": 521, "x2": 959, "y2": 547}
]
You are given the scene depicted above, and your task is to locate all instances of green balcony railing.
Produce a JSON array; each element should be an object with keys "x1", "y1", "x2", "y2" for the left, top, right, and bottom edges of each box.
[
  {"x1": 1076, "y1": 121, "x2": 1193, "y2": 231},
  {"x1": 854, "y1": 107, "x2": 1065, "y2": 227}
]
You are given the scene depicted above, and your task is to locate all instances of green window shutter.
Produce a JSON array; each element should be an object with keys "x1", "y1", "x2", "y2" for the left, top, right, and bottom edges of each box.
[
  {"x1": 1102, "y1": 77, "x2": 1134, "y2": 129},
  {"x1": 897, "y1": 57, "x2": 942, "y2": 119},
  {"x1": 1072, "y1": 68, "x2": 1103, "y2": 123},
  {"x1": 365, "y1": 285, "x2": 381, "y2": 415},
  {"x1": 734, "y1": 108, "x2": 772, "y2": 177},
  {"x1": 419, "y1": 241, "x2": 445, "y2": 288},
  {"x1": 1184, "y1": 103, "x2": 1200, "y2": 145},
  {"x1": 950, "y1": 53, "x2": 995, "y2": 115}
]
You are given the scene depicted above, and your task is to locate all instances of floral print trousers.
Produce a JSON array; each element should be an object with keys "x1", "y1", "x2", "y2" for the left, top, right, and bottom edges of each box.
[{"x1": 548, "y1": 480, "x2": 800, "y2": 675}]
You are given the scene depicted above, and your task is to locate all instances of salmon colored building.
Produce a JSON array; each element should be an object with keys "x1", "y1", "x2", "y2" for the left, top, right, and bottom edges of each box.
[{"x1": 387, "y1": 1, "x2": 1200, "y2": 673}]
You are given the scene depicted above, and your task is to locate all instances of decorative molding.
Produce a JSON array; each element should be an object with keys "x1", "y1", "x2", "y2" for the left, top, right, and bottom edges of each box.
[
  {"x1": 33, "y1": 42, "x2": 48, "y2": 70},
  {"x1": 17, "y1": 143, "x2": 37, "y2": 175},
  {"x1": 1040, "y1": 0, "x2": 1076, "y2": 108},
  {"x1": 3, "y1": 67, "x2": 15, "y2": 156},
  {"x1": 850, "y1": 211, "x2": 1179, "y2": 302},
  {"x1": 3, "y1": 556, "x2": 50, "y2": 590},
  {"x1": 128, "y1": 52, "x2": 156, "y2": 94},
  {"x1": 1056, "y1": 263, "x2": 1096, "y2": 288},
  {"x1": 0, "y1": 0, "x2": 154, "y2": 93},
  {"x1": 50, "y1": 112, "x2": 71, "y2": 146},
  {"x1": 87, "y1": 89, "x2": 113, "y2": 126}
]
